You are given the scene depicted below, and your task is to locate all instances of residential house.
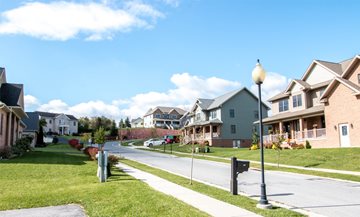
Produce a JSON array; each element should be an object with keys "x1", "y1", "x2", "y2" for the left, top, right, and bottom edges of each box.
[
  {"x1": 263, "y1": 55, "x2": 360, "y2": 148},
  {"x1": 0, "y1": 67, "x2": 27, "y2": 149},
  {"x1": 22, "y1": 112, "x2": 39, "y2": 147},
  {"x1": 131, "y1": 117, "x2": 144, "y2": 128},
  {"x1": 143, "y1": 106, "x2": 186, "y2": 129},
  {"x1": 183, "y1": 88, "x2": 269, "y2": 147},
  {"x1": 35, "y1": 111, "x2": 78, "y2": 135}
]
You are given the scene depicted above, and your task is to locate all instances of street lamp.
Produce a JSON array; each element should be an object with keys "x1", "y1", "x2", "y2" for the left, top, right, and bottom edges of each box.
[{"x1": 252, "y1": 59, "x2": 272, "y2": 209}]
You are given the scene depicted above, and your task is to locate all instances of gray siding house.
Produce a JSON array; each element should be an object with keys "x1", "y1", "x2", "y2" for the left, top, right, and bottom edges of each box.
[{"x1": 183, "y1": 88, "x2": 269, "y2": 147}]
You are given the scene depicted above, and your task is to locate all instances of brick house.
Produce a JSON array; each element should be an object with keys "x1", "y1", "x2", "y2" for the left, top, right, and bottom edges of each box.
[
  {"x1": 0, "y1": 68, "x2": 27, "y2": 149},
  {"x1": 263, "y1": 55, "x2": 360, "y2": 148},
  {"x1": 183, "y1": 88, "x2": 269, "y2": 147}
]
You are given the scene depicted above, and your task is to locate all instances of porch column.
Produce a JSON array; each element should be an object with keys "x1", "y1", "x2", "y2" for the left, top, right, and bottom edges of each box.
[
  {"x1": 299, "y1": 118, "x2": 304, "y2": 139},
  {"x1": 210, "y1": 125, "x2": 213, "y2": 146},
  {"x1": 7, "y1": 112, "x2": 12, "y2": 146},
  {"x1": 279, "y1": 121, "x2": 283, "y2": 134},
  {"x1": 202, "y1": 126, "x2": 205, "y2": 139}
]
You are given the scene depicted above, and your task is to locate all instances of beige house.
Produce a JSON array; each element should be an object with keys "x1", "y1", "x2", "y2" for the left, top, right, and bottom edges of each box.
[
  {"x1": 263, "y1": 55, "x2": 360, "y2": 148},
  {"x1": 0, "y1": 68, "x2": 27, "y2": 149},
  {"x1": 143, "y1": 106, "x2": 186, "y2": 129}
]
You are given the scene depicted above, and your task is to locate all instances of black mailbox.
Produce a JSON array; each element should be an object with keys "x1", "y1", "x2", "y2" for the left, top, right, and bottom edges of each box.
[
  {"x1": 231, "y1": 157, "x2": 250, "y2": 195},
  {"x1": 236, "y1": 160, "x2": 250, "y2": 173}
]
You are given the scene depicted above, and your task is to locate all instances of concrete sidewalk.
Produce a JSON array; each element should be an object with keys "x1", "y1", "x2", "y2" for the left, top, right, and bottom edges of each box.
[
  {"x1": 0, "y1": 204, "x2": 86, "y2": 217},
  {"x1": 116, "y1": 162, "x2": 261, "y2": 217}
]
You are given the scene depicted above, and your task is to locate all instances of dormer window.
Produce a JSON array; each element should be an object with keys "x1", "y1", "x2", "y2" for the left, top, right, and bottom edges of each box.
[
  {"x1": 292, "y1": 94, "x2": 302, "y2": 108},
  {"x1": 279, "y1": 99, "x2": 289, "y2": 112}
]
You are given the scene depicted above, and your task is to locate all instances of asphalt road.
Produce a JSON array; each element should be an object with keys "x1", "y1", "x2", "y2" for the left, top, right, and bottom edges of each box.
[{"x1": 105, "y1": 142, "x2": 360, "y2": 217}]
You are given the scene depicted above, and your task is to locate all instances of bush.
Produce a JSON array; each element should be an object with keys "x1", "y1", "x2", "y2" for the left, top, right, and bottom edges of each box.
[
  {"x1": 52, "y1": 136, "x2": 59, "y2": 144},
  {"x1": 250, "y1": 144, "x2": 259, "y2": 150},
  {"x1": 12, "y1": 137, "x2": 32, "y2": 156},
  {"x1": 84, "y1": 146, "x2": 99, "y2": 160},
  {"x1": 108, "y1": 155, "x2": 122, "y2": 167},
  {"x1": 305, "y1": 140, "x2": 311, "y2": 149},
  {"x1": 68, "y1": 139, "x2": 79, "y2": 148},
  {"x1": 264, "y1": 143, "x2": 273, "y2": 149},
  {"x1": 0, "y1": 146, "x2": 12, "y2": 159}
]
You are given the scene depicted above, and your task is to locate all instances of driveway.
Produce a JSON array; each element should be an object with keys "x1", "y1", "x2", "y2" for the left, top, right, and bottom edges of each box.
[{"x1": 105, "y1": 142, "x2": 360, "y2": 217}]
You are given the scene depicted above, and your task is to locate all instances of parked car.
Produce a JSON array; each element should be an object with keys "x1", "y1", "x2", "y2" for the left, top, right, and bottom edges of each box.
[
  {"x1": 143, "y1": 138, "x2": 165, "y2": 147},
  {"x1": 164, "y1": 135, "x2": 180, "y2": 144}
]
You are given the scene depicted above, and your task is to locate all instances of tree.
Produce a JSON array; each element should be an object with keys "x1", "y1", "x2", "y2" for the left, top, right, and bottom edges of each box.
[
  {"x1": 118, "y1": 118, "x2": 125, "y2": 129},
  {"x1": 94, "y1": 126, "x2": 106, "y2": 145},
  {"x1": 36, "y1": 119, "x2": 47, "y2": 146},
  {"x1": 78, "y1": 117, "x2": 91, "y2": 133},
  {"x1": 110, "y1": 120, "x2": 118, "y2": 137},
  {"x1": 125, "y1": 117, "x2": 131, "y2": 128}
]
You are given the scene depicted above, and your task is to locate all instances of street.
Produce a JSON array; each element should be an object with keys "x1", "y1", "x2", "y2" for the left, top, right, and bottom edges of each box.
[{"x1": 105, "y1": 142, "x2": 360, "y2": 217}]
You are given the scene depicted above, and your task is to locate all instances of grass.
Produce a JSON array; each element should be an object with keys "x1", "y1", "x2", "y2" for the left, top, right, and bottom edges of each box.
[
  {"x1": 146, "y1": 145, "x2": 360, "y2": 182},
  {"x1": 0, "y1": 144, "x2": 208, "y2": 217},
  {"x1": 152, "y1": 143, "x2": 360, "y2": 172},
  {"x1": 120, "y1": 159, "x2": 304, "y2": 217}
]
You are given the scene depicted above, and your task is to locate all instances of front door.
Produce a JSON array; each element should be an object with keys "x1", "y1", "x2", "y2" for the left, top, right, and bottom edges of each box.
[{"x1": 339, "y1": 124, "x2": 350, "y2": 147}]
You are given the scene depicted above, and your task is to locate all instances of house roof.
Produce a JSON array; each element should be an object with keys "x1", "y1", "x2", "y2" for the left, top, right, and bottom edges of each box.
[
  {"x1": 315, "y1": 60, "x2": 343, "y2": 76},
  {"x1": 0, "y1": 83, "x2": 23, "y2": 107},
  {"x1": 193, "y1": 87, "x2": 270, "y2": 111},
  {"x1": 35, "y1": 111, "x2": 78, "y2": 120},
  {"x1": 144, "y1": 106, "x2": 187, "y2": 117},
  {"x1": 131, "y1": 117, "x2": 143, "y2": 124},
  {"x1": 262, "y1": 105, "x2": 325, "y2": 124},
  {"x1": 0, "y1": 68, "x2": 4, "y2": 78},
  {"x1": 267, "y1": 92, "x2": 289, "y2": 102},
  {"x1": 23, "y1": 112, "x2": 40, "y2": 132}
]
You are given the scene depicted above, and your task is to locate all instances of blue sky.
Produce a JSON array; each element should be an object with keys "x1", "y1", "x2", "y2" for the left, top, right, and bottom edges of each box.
[{"x1": 0, "y1": 0, "x2": 359, "y2": 121}]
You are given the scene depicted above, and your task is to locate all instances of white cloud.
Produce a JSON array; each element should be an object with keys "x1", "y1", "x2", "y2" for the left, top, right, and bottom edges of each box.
[
  {"x1": 250, "y1": 72, "x2": 290, "y2": 105},
  {"x1": 24, "y1": 95, "x2": 40, "y2": 107},
  {"x1": 162, "y1": 0, "x2": 180, "y2": 7},
  {"x1": 31, "y1": 72, "x2": 241, "y2": 121},
  {"x1": 0, "y1": 1, "x2": 164, "y2": 41}
]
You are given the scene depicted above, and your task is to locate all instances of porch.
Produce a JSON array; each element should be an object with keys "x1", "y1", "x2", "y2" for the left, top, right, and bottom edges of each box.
[
  {"x1": 182, "y1": 124, "x2": 221, "y2": 146},
  {"x1": 263, "y1": 128, "x2": 326, "y2": 144}
]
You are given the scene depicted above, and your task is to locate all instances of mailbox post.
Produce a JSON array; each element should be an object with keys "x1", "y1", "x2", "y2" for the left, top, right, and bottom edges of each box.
[{"x1": 230, "y1": 157, "x2": 250, "y2": 195}]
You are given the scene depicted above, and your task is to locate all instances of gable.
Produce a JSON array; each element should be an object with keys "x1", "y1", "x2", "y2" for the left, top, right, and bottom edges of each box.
[
  {"x1": 304, "y1": 64, "x2": 335, "y2": 85},
  {"x1": 56, "y1": 114, "x2": 70, "y2": 120}
]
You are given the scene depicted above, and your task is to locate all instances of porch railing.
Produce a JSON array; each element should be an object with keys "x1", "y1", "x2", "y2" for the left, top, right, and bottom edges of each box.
[{"x1": 264, "y1": 128, "x2": 326, "y2": 143}]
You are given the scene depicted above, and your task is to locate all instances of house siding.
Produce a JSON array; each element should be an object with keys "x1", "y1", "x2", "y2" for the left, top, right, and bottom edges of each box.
[
  {"x1": 221, "y1": 90, "x2": 268, "y2": 142},
  {"x1": 0, "y1": 110, "x2": 8, "y2": 148}
]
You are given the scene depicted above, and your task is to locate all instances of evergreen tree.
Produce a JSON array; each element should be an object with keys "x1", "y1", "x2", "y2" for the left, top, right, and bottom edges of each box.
[
  {"x1": 110, "y1": 120, "x2": 118, "y2": 137},
  {"x1": 125, "y1": 117, "x2": 131, "y2": 128}
]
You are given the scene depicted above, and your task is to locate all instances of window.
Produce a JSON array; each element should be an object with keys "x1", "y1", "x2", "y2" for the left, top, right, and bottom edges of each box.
[
  {"x1": 171, "y1": 115, "x2": 177, "y2": 119},
  {"x1": 163, "y1": 114, "x2": 169, "y2": 119},
  {"x1": 49, "y1": 120, "x2": 52, "y2": 124},
  {"x1": 358, "y1": 74, "x2": 360, "y2": 84},
  {"x1": 230, "y1": 125, "x2": 236, "y2": 134},
  {"x1": 319, "y1": 88, "x2": 325, "y2": 97},
  {"x1": 73, "y1": 122, "x2": 76, "y2": 126},
  {"x1": 59, "y1": 120, "x2": 61, "y2": 124},
  {"x1": 195, "y1": 113, "x2": 201, "y2": 121},
  {"x1": 155, "y1": 114, "x2": 161, "y2": 118},
  {"x1": 292, "y1": 94, "x2": 302, "y2": 108},
  {"x1": 254, "y1": 111, "x2": 259, "y2": 119},
  {"x1": 210, "y1": 110, "x2": 217, "y2": 119},
  {"x1": 229, "y1": 109, "x2": 235, "y2": 118},
  {"x1": 279, "y1": 99, "x2": 289, "y2": 112}
]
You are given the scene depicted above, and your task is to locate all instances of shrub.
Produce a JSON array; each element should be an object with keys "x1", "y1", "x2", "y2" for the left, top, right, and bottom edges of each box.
[
  {"x1": 68, "y1": 139, "x2": 79, "y2": 148},
  {"x1": 250, "y1": 144, "x2": 259, "y2": 150},
  {"x1": 83, "y1": 146, "x2": 99, "y2": 160},
  {"x1": 12, "y1": 137, "x2": 32, "y2": 156},
  {"x1": 75, "y1": 143, "x2": 84, "y2": 151},
  {"x1": 108, "y1": 155, "x2": 122, "y2": 167},
  {"x1": 293, "y1": 144, "x2": 305, "y2": 149},
  {"x1": 264, "y1": 143, "x2": 273, "y2": 149},
  {"x1": 52, "y1": 136, "x2": 59, "y2": 144},
  {"x1": 0, "y1": 146, "x2": 12, "y2": 159},
  {"x1": 305, "y1": 140, "x2": 311, "y2": 149}
]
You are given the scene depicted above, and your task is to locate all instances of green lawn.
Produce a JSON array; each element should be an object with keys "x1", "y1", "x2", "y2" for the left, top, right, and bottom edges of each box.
[
  {"x1": 154, "y1": 143, "x2": 360, "y2": 172},
  {"x1": 121, "y1": 159, "x2": 304, "y2": 217},
  {"x1": 0, "y1": 144, "x2": 208, "y2": 217}
]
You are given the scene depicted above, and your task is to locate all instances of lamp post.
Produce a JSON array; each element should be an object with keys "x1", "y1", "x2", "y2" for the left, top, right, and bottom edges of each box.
[{"x1": 252, "y1": 59, "x2": 272, "y2": 209}]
